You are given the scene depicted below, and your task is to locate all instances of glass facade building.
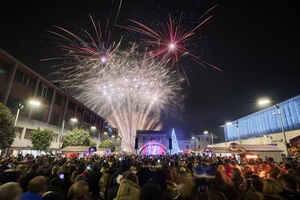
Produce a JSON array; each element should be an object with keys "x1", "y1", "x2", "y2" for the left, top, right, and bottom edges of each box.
[{"x1": 223, "y1": 95, "x2": 300, "y2": 142}]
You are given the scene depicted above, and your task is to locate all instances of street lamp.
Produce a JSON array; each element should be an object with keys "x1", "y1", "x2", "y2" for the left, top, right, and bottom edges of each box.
[
  {"x1": 191, "y1": 136, "x2": 197, "y2": 149},
  {"x1": 204, "y1": 131, "x2": 214, "y2": 146},
  {"x1": 29, "y1": 99, "x2": 41, "y2": 107},
  {"x1": 274, "y1": 104, "x2": 290, "y2": 158},
  {"x1": 90, "y1": 126, "x2": 96, "y2": 136},
  {"x1": 226, "y1": 121, "x2": 241, "y2": 145},
  {"x1": 257, "y1": 98, "x2": 290, "y2": 158},
  {"x1": 112, "y1": 135, "x2": 116, "y2": 149},
  {"x1": 14, "y1": 103, "x2": 24, "y2": 127},
  {"x1": 59, "y1": 117, "x2": 78, "y2": 150},
  {"x1": 71, "y1": 117, "x2": 78, "y2": 128},
  {"x1": 59, "y1": 119, "x2": 65, "y2": 150},
  {"x1": 15, "y1": 99, "x2": 41, "y2": 127}
]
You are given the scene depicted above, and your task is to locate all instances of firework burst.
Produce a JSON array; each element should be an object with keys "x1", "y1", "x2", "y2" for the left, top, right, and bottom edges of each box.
[
  {"x1": 119, "y1": 5, "x2": 221, "y2": 85},
  {"x1": 47, "y1": 16, "x2": 185, "y2": 152}
]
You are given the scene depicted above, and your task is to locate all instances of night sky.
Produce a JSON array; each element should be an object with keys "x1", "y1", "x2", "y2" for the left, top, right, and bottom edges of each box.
[{"x1": 1, "y1": 0, "x2": 300, "y2": 141}]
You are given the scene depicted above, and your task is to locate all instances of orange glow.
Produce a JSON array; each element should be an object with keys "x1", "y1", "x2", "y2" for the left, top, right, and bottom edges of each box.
[{"x1": 245, "y1": 155, "x2": 258, "y2": 159}]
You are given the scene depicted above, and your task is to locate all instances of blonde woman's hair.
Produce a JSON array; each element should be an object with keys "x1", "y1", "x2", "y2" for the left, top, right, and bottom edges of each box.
[
  {"x1": 70, "y1": 170, "x2": 79, "y2": 183},
  {"x1": 51, "y1": 165, "x2": 60, "y2": 174},
  {"x1": 68, "y1": 180, "x2": 90, "y2": 199},
  {"x1": 0, "y1": 182, "x2": 23, "y2": 200}
]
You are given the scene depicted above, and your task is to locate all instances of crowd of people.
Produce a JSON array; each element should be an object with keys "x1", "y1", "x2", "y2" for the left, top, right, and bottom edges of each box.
[{"x1": 0, "y1": 152, "x2": 299, "y2": 200}]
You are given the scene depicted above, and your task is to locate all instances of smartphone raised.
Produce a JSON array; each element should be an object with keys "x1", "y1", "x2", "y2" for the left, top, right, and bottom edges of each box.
[{"x1": 59, "y1": 174, "x2": 65, "y2": 179}]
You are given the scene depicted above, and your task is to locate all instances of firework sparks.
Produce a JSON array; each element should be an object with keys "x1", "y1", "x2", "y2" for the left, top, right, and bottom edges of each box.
[
  {"x1": 48, "y1": 17, "x2": 185, "y2": 152},
  {"x1": 118, "y1": 5, "x2": 221, "y2": 85}
]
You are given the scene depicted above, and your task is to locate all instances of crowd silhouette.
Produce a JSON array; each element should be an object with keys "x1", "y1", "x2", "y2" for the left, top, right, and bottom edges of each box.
[{"x1": 0, "y1": 153, "x2": 299, "y2": 200}]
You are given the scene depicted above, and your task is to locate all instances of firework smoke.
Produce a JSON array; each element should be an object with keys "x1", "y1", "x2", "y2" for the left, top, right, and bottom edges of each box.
[{"x1": 48, "y1": 18, "x2": 185, "y2": 152}]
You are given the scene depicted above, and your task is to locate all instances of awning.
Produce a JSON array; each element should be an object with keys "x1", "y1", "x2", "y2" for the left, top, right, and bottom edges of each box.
[
  {"x1": 204, "y1": 144, "x2": 283, "y2": 153},
  {"x1": 61, "y1": 146, "x2": 91, "y2": 152}
]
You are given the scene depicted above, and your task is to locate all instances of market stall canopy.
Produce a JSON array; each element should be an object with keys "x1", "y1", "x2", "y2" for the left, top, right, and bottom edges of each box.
[
  {"x1": 61, "y1": 146, "x2": 91, "y2": 152},
  {"x1": 206, "y1": 144, "x2": 283, "y2": 153}
]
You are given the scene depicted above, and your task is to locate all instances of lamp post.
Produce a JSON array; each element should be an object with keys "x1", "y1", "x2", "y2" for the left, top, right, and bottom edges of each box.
[
  {"x1": 58, "y1": 119, "x2": 65, "y2": 150},
  {"x1": 14, "y1": 103, "x2": 24, "y2": 127},
  {"x1": 15, "y1": 99, "x2": 41, "y2": 127},
  {"x1": 236, "y1": 121, "x2": 241, "y2": 145},
  {"x1": 274, "y1": 104, "x2": 290, "y2": 158},
  {"x1": 257, "y1": 98, "x2": 290, "y2": 158},
  {"x1": 71, "y1": 117, "x2": 78, "y2": 128},
  {"x1": 204, "y1": 131, "x2": 214, "y2": 146},
  {"x1": 226, "y1": 121, "x2": 241, "y2": 145},
  {"x1": 191, "y1": 136, "x2": 197, "y2": 149},
  {"x1": 91, "y1": 126, "x2": 96, "y2": 136},
  {"x1": 58, "y1": 117, "x2": 78, "y2": 150}
]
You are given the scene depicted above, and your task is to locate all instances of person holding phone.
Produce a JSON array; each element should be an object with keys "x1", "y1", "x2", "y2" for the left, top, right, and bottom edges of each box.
[
  {"x1": 85, "y1": 162, "x2": 102, "y2": 199},
  {"x1": 59, "y1": 174, "x2": 65, "y2": 179}
]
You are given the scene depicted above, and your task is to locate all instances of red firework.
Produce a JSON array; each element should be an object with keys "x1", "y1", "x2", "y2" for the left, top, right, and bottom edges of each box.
[{"x1": 118, "y1": 5, "x2": 222, "y2": 84}]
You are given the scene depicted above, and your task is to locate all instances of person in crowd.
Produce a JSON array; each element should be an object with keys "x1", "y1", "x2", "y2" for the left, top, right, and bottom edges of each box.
[
  {"x1": 265, "y1": 163, "x2": 279, "y2": 179},
  {"x1": 0, "y1": 163, "x2": 21, "y2": 184},
  {"x1": 242, "y1": 165, "x2": 254, "y2": 178},
  {"x1": 251, "y1": 174, "x2": 264, "y2": 193},
  {"x1": 176, "y1": 167, "x2": 197, "y2": 200},
  {"x1": 99, "y1": 167, "x2": 113, "y2": 200},
  {"x1": 224, "y1": 159, "x2": 235, "y2": 178},
  {"x1": 105, "y1": 159, "x2": 129, "y2": 200},
  {"x1": 263, "y1": 178, "x2": 284, "y2": 200},
  {"x1": 61, "y1": 167, "x2": 73, "y2": 197},
  {"x1": 277, "y1": 162, "x2": 293, "y2": 179},
  {"x1": 168, "y1": 160, "x2": 178, "y2": 182},
  {"x1": 49, "y1": 165, "x2": 60, "y2": 180},
  {"x1": 130, "y1": 165, "x2": 138, "y2": 174},
  {"x1": 70, "y1": 171, "x2": 79, "y2": 184},
  {"x1": 163, "y1": 180, "x2": 182, "y2": 200},
  {"x1": 44, "y1": 176, "x2": 67, "y2": 200},
  {"x1": 161, "y1": 163, "x2": 174, "y2": 182},
  {"x1": 231, "y1": 167, "x2": 245, "y2": 200},
  {"x1": 240, "y1": 174, "x2": 264, "y2": 200},
  {"x1": 17, "y1": 165, "x2": 27, "y2": 177},
  {"x1": 18, "y1": 163, "x2": 40, "y2": 192},
  {"x1": 86, "y1": 162, "x2": 102, "y2": 199},
  {"x1": 21, "y1": 175, "x2": 48, "y2": 200},
  {"x1": 278, "y1": 173, "x2": 300, "y2": 199},
  {"x1": 209, "y1": 164, "x2": 235, "y2": 199},
  {"x1": 67, "y1": 180, "x2": 94, "y2": 200},
  {"x1": 74, "y1": 174, "x2": 86, "y2": 182},
  {"x1": 192, "y1": 159, "x2": 206, "y2": 176},
  {"x1": 114, "y1": 171, "x2": 141, "y2": 200},
  {"x1": 0, "y1": 182, "x2": 23, "y2": 200},
  {"x1": 100, "y1": 161, "x2": 110, "y2": 175},
  {"x1": 136, "y1": 159, "x2": 155, "y2": 187},
  {"x1": 140, "y1": 169, "x2": 167, "y2": 200}
]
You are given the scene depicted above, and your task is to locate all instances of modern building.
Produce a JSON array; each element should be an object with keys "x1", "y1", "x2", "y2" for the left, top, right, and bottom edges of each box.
[
  {"x1": 219, "y1": 95, "x2": 300, "y2": 157},
  {"x1": 0, "y1": 48, "x2": 111, "y2": 156}
]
